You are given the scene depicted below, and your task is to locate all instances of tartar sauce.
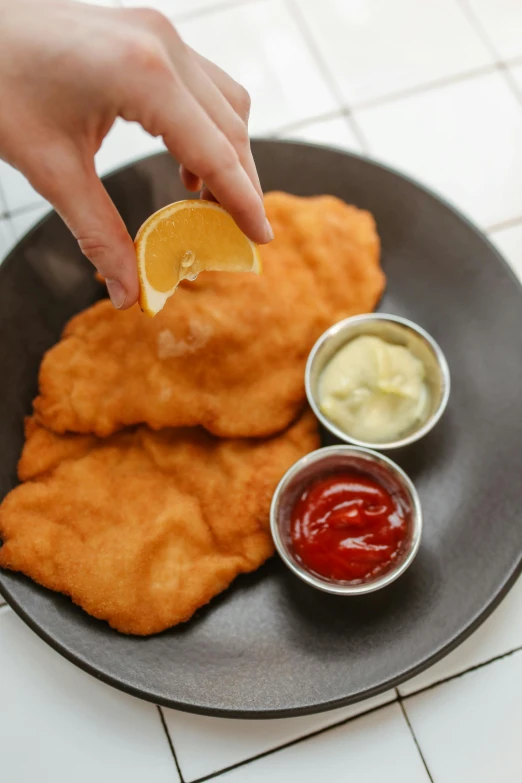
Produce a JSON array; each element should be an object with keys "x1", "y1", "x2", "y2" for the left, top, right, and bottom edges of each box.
[{"x1": 319, "y1": 335, "x2": 429, "y2": 443}]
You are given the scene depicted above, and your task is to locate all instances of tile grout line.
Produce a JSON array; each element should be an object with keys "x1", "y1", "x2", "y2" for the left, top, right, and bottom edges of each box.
[
  {"x1": 342, "y1": 110, "x2": 370, "y2": 153},
  {"x1": 272, "y1": 105, "x2": 366, "y2": 150},
  {"x1": 401, "y1": 645, "x2": 522, "y2": 701},
  {"x1": 262, "y1": 64, "x2": 509, "y2": 137},
  {"x1": 282, "y1": 0, "x2": 370, "y2": 153},
  {"x1": 157, "y1": 706, "x2": 186, "y2": 783},
  {"x1": 186, "y1": 697, "x2": 399, "y2": 783},
  {"x1": 487, "y1": 214, "x2": 522, "y2": 233},
  {"x1": 281, "y1": 0, "x2": 512, "y2": 117},
  {"x1": 501, "y1": 68, "x2": 522, "y2": 108},
  {"x1": 283, "y1": 0, "x2": 343, "y2": 105},
  {"x1": 177, "y1": 645, "x2": 522, "y2": 782},
  {"x1": 456, "y1": 0, "x2": 502, "y2": 62},
  {"x1": 174, "y1": 0, "x2": 266, "y2": 24},
  {"x1": 505, "y1": 55, "x2": 522, "y2": 69},
  {"x1": 0, "y1": 180, "x2": 8, "y2": 215},
  {"x1": 397, "y1": 699, "x2": 435, "y2": 783},
  {"x1": 267, "y1": 108, "x2": 347, "y2": 137},
  {"x1": 7, "y1": 202, "x2": 48, "y2": 218},
  {"x1": 456, "y1": 0, "x2": 522, "y2": 108},
  {"x1": 0, "y1": 200, "x2": 48, "y2": 221},
  {"x1": 351, "y1": 62, "x2": 500, "y2": 112}
]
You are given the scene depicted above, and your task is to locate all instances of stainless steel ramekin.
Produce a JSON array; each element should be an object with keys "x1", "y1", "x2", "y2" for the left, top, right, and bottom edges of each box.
[
  {"x1": 305, "y1": 313, "x2": 450, "y2": 450},
  {"x1": 270, "y1": 445, "x2": 422, "y2": 595}
]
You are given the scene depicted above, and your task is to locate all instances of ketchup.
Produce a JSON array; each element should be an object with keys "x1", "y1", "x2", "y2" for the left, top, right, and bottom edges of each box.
[{"x1": 290, "y1": 471, "x2": 408, "y2": 583}]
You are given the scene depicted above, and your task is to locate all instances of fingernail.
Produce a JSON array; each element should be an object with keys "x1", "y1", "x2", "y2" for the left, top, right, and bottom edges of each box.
[
  {"x1": 265, "y1": 218, "x2": 274, "y2": 242},
  {"x1": 105, "y1": 278, "x2": 126, "y2": 309}
]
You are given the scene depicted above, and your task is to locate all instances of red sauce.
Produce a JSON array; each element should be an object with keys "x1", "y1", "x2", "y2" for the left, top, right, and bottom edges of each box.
[{"x1": 290, "y1": 471, "x2": 409, "y2": 583}]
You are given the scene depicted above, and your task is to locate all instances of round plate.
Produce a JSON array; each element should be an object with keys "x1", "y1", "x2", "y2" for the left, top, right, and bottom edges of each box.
[{"x1": 0, "y1": 142, "x2": 521, "y2": 718}]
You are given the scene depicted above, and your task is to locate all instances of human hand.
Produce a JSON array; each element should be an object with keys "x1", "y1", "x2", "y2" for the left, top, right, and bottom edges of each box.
[{"x1": 0, "y1": 0, "x2": 271, "y2": 308}]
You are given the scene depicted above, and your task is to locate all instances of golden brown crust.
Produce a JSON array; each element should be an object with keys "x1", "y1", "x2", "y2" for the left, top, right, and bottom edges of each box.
[
  {"x1": 33, "y1": 193, "x2": 385, "y2": 438},
  {"x1": 0, "y1": 411, "x2": 319, "y2": 635}
]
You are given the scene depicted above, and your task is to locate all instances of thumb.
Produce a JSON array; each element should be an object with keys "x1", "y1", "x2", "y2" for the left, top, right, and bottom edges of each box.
[{"x1": 36, "y1": 154, "x2": 139, "y2": 309}]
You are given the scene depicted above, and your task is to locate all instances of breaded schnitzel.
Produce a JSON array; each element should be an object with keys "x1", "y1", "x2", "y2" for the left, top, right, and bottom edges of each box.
[
  {"x1": 0, "y1": 411, "x2": 319, "y2": 635},
  {"x1": 33, "y1": 193, "x2": 384, "y2": 438}
]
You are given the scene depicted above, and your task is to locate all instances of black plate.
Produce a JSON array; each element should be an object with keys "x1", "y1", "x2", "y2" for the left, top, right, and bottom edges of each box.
[{"x1": 1, "y1": 142, "x2": 521, "y2": 718}]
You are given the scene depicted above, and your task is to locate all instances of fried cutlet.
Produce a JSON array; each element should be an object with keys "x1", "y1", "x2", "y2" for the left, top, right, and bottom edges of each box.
[
  {"x1": 33, "y1": 192, "x2": 385, "y2": 438},
  {"x1": 0, "y1": 411, "x2": 319, "y2": 635}
]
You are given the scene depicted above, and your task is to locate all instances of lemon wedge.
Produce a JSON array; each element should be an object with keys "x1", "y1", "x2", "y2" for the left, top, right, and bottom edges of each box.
[{"x1": 135, "y1": 200, "x2": 261, "y2": 316}]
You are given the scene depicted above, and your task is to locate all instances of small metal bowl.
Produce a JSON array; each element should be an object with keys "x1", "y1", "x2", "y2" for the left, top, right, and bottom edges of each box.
[
  {"x1": 270, "y1": 445, "x2": 422, "y2": 595},
  {"x1": 305, "y1": 313, "x2": 451, "y2": 450}
]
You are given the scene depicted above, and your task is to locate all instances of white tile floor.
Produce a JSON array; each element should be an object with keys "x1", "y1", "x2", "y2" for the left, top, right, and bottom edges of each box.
[{"x1": 1, "y1": 0, "x2": 521, "y2": 781}]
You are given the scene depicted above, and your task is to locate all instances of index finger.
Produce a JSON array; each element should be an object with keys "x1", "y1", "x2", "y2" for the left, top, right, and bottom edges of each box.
[
  {"x1": 189, "y1": 49, "x2": 263, "y2": 200},
  {"x1": 159, "y1": 82, "x2": 271, "y2": 244}
]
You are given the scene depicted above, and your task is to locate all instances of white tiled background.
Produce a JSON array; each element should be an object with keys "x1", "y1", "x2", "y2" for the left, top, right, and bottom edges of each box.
[{"x1": 1, "y1": 0, "x2": 521, "y2": 781}]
